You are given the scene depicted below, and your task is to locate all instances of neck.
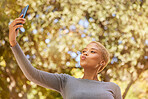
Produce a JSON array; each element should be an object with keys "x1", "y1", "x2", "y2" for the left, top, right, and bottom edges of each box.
[{"x1": 82, "y1": 68, "x2": 99, "y2": 81}]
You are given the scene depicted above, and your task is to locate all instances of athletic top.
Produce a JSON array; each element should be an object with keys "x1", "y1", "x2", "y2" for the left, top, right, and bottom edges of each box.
[{"x1": 10, "y1": 42, "x2": 122, "y2": 99}]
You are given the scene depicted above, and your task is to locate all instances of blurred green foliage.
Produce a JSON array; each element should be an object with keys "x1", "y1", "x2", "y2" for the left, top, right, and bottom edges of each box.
[{"x1": 0, "y1": 0, "x2": 148, "y2": 99}]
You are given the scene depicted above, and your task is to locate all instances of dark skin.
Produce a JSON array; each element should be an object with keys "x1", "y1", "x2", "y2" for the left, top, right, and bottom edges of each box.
[
  {"x1": 80, "y1": 43, "x2": 106, "y2": 81},
  {"x1": 9, "y1": 15, "x2": 105, "y2": 81},
  {"x1": 9, "y1": 14, "x2": 26, "y2": 47}
]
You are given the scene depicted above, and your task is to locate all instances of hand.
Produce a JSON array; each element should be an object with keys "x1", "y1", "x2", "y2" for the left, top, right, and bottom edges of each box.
[{"x1": 9, "y1": 14, "x2": 26, "y2": 47}]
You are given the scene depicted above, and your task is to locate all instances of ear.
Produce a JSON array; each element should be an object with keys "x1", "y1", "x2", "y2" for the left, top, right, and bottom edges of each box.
[
  {"x1": 97, "y1": 65, "x2": 105, "y2": 74},
  {"x1": 97, "y1": 60, "x2": 105, "y2": 67},
  {"x1": 97, "y1": 60, "x2": 106, "y2": 73},
  {"x1": 100, "y1": 60, "x2": 106, "y2": 67}
]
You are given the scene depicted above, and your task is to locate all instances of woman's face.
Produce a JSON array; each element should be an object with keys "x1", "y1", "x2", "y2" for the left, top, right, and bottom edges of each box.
[{"x1": 80, "y1": 43, "x2": 103, "y2": 69}]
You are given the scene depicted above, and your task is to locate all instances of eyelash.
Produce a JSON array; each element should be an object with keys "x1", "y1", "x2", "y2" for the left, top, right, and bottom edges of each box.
[{"x1": 82, "y1": 51, "x2": 96, "y2": 53}]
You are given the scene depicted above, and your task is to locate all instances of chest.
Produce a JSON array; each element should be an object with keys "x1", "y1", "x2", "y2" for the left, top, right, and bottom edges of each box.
[{"x1": 64, "y1": 80, "x2": 115, "y2": 99}]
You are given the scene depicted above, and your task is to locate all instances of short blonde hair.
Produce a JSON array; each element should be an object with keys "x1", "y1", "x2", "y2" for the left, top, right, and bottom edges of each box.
[{"x1": 90, "y1": 41, "x2": 110, "y2": 68}]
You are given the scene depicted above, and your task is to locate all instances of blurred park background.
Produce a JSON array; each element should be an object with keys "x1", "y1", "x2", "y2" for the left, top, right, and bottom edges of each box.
[{"x1": 0, "y1": 0, "x2": 148, "y2": 99}]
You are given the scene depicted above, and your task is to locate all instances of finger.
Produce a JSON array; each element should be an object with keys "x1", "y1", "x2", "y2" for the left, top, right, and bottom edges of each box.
[
  {"x1": 19, "y1": 14, "x2": 24, "y2": 18},
  {"x1": 15, "y1": 18, "x2": 26, "y2": 21},
  {"x1": 12, "y1": 20, "x2": 25, "y2": 27},
  {"x1": 9, "y1": 17, "x2": 25, "y2": 28},
  {"x1": 13, "y1": 25, "x2": 23, "y2": 31},
  {"x1": 11, "y1": 19, "x2": 25, "y2": 27},
  {"x1": 16, "y1": 29, "x2": 19, "y2": 36},
  {"x1": 17, "y1": 28, "x2": 19, "y2": 33},
  {"x1": 13, "y1": 14, "x2": 25, "y2": 22}
]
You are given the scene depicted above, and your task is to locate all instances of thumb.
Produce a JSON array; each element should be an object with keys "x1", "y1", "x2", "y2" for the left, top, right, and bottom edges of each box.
[
  {"x1": 16, "y1": 29, "x2": 19, "y2": 37},
  {"x1": 19, "y1": 14, "x2": 24, "y2": 18}
]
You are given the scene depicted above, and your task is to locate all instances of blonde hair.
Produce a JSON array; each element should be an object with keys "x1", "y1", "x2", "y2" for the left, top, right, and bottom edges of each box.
[{"x1": 90, "y1": 41, "x2": 110, "y2": 70}]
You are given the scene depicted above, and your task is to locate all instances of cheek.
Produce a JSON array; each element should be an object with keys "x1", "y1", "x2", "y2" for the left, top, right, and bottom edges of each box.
[
  {"x1": 90, "y1": 54, "x2": 100, "y2": 61},
  {"x1": 88, "y1": 57, "x2": 99, "y2": 65},
  {"x1": 88, "y1": 54, "x2": 102, "y2": 66}
]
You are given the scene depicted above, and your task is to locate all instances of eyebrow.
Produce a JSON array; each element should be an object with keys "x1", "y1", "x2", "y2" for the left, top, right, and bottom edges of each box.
[{"x1": 83, "y1": 48, "x2": 99, "y2": 51}]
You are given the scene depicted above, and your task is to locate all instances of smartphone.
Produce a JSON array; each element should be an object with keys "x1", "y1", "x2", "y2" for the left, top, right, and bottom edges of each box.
[{"x1": 16, "y1": 5, "x2": 29, "y2": 31}]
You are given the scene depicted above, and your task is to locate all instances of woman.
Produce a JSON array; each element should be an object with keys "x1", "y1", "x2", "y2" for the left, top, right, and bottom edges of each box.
[{"x1": 9, "y1": 14, "x2": 122, "y2": 99}]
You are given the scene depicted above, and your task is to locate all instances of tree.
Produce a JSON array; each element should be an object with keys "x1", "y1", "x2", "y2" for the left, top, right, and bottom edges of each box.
[{"x1": 0, "y1": 0, "x2": 147, "y2": 99}]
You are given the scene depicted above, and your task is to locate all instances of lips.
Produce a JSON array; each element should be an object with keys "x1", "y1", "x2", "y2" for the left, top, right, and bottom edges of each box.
[{"x1": 81, "y1": 56, "x2": 86, "y2": 60}]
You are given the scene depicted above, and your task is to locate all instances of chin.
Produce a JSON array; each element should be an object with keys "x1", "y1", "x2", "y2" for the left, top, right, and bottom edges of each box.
[
  {"x1": 80, "y1": 62, "x2": 97, "y2": 69},
  {"x1": 80, "y1": 62, "x2": 86, "y2": 68},
  {"x1": 80, "y1": 59, "x2": 89, "y2": 65},
  {"x1": 80, "y1": 62, "x2": 90, "y2": 68}
]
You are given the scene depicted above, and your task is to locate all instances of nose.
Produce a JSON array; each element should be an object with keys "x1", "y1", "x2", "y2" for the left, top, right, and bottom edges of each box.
[{"x1": 83, "y1": 51, "x2": 88, "y2": 56}]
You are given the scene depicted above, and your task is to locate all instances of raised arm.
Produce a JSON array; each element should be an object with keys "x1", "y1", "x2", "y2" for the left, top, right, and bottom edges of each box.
[{"x1": 9, "y1": 15, "x2": 69, "y2": 93}]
